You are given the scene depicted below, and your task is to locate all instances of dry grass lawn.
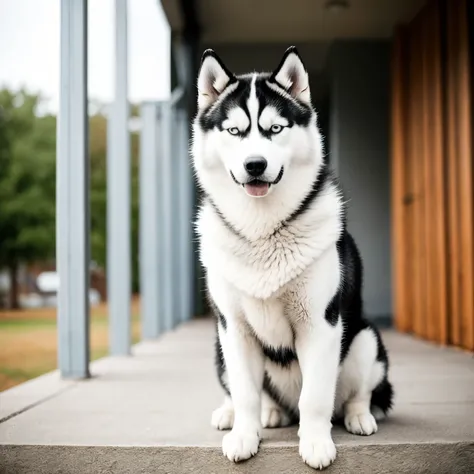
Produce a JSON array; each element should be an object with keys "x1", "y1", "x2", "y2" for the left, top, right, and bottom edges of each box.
[{"x1": 0, "y1": 298, "x2": 141, "y2": 392}]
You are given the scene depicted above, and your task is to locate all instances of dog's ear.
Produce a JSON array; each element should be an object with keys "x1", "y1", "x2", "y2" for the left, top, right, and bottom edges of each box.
[
  {"x1": 271, "y1": 46, "x2": 310, "y2": 104},
  {"x1": 197, "y1": 49, "x2": 235, "y2": 110}
]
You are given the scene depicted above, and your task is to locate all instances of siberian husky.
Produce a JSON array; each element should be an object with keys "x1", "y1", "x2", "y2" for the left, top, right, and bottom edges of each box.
[{"x1": 191, "y1": 46, "x2": 393, "y2": 470}]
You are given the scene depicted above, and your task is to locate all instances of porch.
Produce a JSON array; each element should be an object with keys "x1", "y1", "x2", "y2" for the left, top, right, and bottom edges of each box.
[
  {"x1": 50, "y1": 0, "x2": 474, "y2": 375},
  {"x1": 1, "y1": 0, "x2": 474, "y2": 472},
  {"x1": 1, "y1": 319, "x2": 474, "y2": 473}
]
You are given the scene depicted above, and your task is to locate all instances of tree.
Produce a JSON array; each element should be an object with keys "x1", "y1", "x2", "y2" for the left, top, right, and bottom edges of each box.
[
  {"x1": 88, "y1": 105, "x2": 140, "y2": 294},
  {"x1": 0, "y1": 90, "x2": 141, "y2": 308},
  {"x1": 0, "y1": 89, "x2": 56, "y2": 308}
]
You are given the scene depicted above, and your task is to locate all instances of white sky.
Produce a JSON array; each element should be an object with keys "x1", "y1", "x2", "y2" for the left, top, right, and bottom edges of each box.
[{"x1": 0, "y1": 0, "x2": 171, "y2": 112}]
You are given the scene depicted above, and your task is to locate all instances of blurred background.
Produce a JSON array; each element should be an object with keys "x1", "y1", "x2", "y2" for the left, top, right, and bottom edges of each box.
[
  {"x1": 0, "y1": 0, "x2": 170, "y2": 389},
  {"x1": 1, "y1": 0, "x2": 473, "y2": 392}
]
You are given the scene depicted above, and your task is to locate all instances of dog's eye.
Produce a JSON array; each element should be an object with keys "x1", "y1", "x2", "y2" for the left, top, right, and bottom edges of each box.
[
  {"x1": 271, "y1": 124, "x2": 283, "y2": 134},
  {"x1": 227, "y1": 127, "x2": 240, "y2": 136}
]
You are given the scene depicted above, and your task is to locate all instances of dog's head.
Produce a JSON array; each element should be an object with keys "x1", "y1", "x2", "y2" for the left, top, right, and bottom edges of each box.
[{"x1": 192, "y1": 46, "x2": 323, "y2": 201}]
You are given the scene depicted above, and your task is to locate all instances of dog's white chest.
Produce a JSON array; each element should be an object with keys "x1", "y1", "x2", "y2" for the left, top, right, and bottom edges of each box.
[
  {"x1": 198, "y1": 200, "x2": 342, "y2": 300},
  {"x1": 241, "y1": 296, "x2": 294, "y2": 349}
]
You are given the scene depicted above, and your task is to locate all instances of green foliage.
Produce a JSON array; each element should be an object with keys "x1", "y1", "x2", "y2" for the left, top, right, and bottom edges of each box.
[
  {"x1": 0, "y1": 89, "x2": 56, "y2": 267},
  {"x1": 0, "y1": 89, "x2": 140, "y2": 293},
  {"x1": 89, "y1": 112, "x2": 108, "y2": 273},
  {"x1": 89, "y1": 109, "x2": 140, "y2": 293}
]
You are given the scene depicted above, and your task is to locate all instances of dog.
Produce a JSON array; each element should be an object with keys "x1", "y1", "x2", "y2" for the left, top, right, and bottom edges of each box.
[{"x1": 191, "y1": 46, "x2": 393, "y2": 470}]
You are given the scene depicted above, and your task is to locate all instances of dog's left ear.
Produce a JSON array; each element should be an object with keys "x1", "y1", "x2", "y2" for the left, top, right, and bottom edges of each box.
[
  {"x1": 271, "y1": 46, "x2": 311, "y2": 104},
  {"x1": 197, "y1": 49, "x2": 235, "y2": 110}
]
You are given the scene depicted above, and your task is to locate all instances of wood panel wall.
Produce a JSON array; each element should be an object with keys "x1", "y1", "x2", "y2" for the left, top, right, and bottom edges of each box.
[{"x1": 391, "y1": 0, "x2": 474, "y2": 351}]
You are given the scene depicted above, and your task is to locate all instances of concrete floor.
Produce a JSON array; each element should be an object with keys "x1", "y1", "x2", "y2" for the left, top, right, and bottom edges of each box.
[{"x1": 1, "y1": 319, "x2": 474, "y2": 473}]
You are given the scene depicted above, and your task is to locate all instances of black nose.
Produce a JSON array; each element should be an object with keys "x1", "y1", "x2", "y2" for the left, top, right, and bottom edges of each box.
[{"x1": 244, "y1": 156, "x2": 267, "y2": 177}]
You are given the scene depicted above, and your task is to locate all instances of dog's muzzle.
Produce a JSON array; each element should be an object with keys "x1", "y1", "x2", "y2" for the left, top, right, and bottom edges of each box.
[{"x1": 230, "y1": 167, "x2": 284, "y2": 197}]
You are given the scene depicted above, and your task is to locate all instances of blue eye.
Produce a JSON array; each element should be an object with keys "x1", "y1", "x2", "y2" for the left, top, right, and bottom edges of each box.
[
  {"x1": 228, "y1": 127, "x2": 240, "y2": 136},
  {"x1": 271, "y1": 124, "x2": 283, "y2": 134}
]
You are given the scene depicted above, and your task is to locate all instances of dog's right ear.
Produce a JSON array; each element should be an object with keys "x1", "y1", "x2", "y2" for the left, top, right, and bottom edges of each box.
[
  {"x1": 197, "y1": 50, "x2": 235, "y2": 110},
  {"x1": 271, "y1": 46, "x2": 310, "y2": 104}
]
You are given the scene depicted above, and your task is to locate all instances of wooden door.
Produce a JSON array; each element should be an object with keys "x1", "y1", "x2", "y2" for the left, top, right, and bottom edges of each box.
[{"x1": 391, "y1": 0, "x2": 474, "y2": 351}]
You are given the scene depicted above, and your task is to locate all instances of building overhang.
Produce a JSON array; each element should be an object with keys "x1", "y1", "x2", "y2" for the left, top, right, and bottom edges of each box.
[{"x1": 161, "y1": 0, "x2": 426, "y2": 44}]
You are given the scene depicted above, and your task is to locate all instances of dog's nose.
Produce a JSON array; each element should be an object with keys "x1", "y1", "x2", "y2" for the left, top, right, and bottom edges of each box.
[{"x1": 244, "y1": 156, "x2": 267, "y2": 177}]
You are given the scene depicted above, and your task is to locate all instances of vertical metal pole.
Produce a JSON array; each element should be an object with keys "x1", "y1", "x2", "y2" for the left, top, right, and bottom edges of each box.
[
  {"x1": 159, "y1": 102, "x2": 174, "y2": 330},
  {"x1": 177, "y1": 108, "x2": 193, "y2": 323},
  {"x1": 57, "y1": 0, "x2": 90, "y2": 378},
  {"x1": 139, "y1": 103, "x2": 162, "y2": 338},
  {"x1": 171, "y1": 110, "x2": 181, "y2": 325},
  {"x1": 108, "y1": 0, "x2": 131, "y2": 355}
]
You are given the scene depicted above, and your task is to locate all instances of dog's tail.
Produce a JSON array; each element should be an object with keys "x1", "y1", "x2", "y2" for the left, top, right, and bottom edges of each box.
[{"x1": 370, "y1": 376, "x2": 394, "y2": 420}]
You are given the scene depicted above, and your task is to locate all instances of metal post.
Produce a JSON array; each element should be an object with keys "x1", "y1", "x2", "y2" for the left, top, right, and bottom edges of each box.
[
  {"x1": 177, "y1": 108, "x2": 193, "y2": 322},
  {"x1": 171, "y1": 109, "x2": 181, "y2": 326},
  {"x1": 107, "y1": 0, "x2": 131, "y2": 355},
  {"x1": 139, "y1": 102, "x2": 162, "y2": 338},
  {"x1": 57, "y1": 0, "x2": 90, "y2": 378},
  {"x1": 158, "y1": 102, "x2": 175, "y2": 330}
]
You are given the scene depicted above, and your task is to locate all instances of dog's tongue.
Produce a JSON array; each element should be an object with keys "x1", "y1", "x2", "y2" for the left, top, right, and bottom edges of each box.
[{"x1": 244, "y1": 182, "x2": 269, "y2": 197}]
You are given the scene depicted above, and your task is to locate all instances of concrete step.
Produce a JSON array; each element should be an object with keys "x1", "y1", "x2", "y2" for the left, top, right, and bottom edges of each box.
[{"x1": 1, "y1": 319, "x2": 473, "y2": 473}]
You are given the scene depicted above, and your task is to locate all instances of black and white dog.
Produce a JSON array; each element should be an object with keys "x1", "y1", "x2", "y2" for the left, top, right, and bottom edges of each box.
[{"x1": 191, "y1": 46, "x2": 393, "y2": 470}]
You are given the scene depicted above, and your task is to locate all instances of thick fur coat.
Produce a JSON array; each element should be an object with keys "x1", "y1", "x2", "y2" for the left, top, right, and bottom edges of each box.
[{"x1": 191, "y1": 46, "x2": 393, "y2": 470}]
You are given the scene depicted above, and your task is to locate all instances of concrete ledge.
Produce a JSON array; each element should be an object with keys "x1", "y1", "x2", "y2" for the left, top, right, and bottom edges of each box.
[
  {"x1": 2, "y1": 443, "x2": 474, "y2": 474},
  {"x1": 1, "y1": 320, "x2": 474, "y2": 473}
]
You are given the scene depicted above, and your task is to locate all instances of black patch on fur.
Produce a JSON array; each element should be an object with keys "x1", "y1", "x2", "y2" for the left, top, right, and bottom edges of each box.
[
  {"x1": 368, "y1": 320, "x2": 394, "y2": 414},
  {"x1": 249, "y1": 323, "x2": 297, "y2": 367},
  {"x1": 256, "y1": 76, "x2": 313, "y2": 132},
  {"x1": 261, "y1": 343, "x2": 297, "y2": 368},
  {"x1": 198, "y1": 73, "x2": 312, "y2": 136},
  {"x1": 214, "y1": 330, "x2": 230, "y2": 395},
  {"x1": 370, "y1": 376, "x2": 394, "y2": 415},
  {"x1": 208, "y1": 290, "x2": 230, "y2": 395},
  {"x1": 285, "y1": 163, "x2": 332, "y2": 224},
  {"x1": 218, "y1": 313, "x2": 227, "y2": 331},
  {"x1": 325, "y1": 292, "x2": 340, "y2": 326},
  {"x1": 199, "y1": 79, "x2": 250, "y2": 133},
  {"x1": 372, "y1": 321, "x2": 389, "y2": 364},
  {"x1": 336, "y1": 231, "x2": 367, "y2": 362},
  {"x1": 336, "y1": 230, "x2": 394, "y2": 413},
  {"x1": 213, "y1": 307, "x2": 227, "y2": 332}
]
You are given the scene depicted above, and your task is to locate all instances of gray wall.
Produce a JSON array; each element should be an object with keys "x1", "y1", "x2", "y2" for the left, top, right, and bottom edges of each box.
[{"x1": 328, "y1": 40, "x2": 392, "y2": 321}]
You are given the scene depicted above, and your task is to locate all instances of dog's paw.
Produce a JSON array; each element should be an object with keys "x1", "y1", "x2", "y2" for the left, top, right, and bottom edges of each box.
[
  {"x1": 299, "y1": 436, "x2": 336, "y2": 470},
  {"x1": 211, "y1": 405, "x2": 234, "y2": 430},
  {"x1": 344, "y1": 412, "x2": 378, "y2": 436},
  {"x1": 261, "y1": 407, "x2": 291, "y2": 428},
  {"x1": 222, "y1": 430, "x2": 260, "y2": 462}
]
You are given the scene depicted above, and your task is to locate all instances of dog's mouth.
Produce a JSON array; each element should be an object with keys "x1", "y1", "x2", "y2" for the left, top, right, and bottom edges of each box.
[
  {"x1": 244, "y1": 180, "x2": 271, "y2": 197},
  {"x1": 230, "y1": 167, "x2": 284, "y2": 198}
]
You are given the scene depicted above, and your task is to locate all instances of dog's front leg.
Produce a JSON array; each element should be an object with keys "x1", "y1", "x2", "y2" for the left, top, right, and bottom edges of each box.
[
  {"x1": 296, "y1": 315, "x2": 341, "y2": 470},
  {"x1": 219, "y1": 317, "x2": 264, "y2": 462},
  {"x1": 295, "y1": 248, "x2": 342, "y2": 470}
]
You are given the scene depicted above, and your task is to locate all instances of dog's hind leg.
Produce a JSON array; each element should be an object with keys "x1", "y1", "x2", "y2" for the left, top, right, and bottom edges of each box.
[
  {"x1": 339, "y1": 328, "x2": 384, "y2": 436},
  {"x1": 211, "y1": 395, "x2": 234, "y2": 430},
  {"x1": 261, "y1": 391, "x2": 292, "y2": 428}
]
